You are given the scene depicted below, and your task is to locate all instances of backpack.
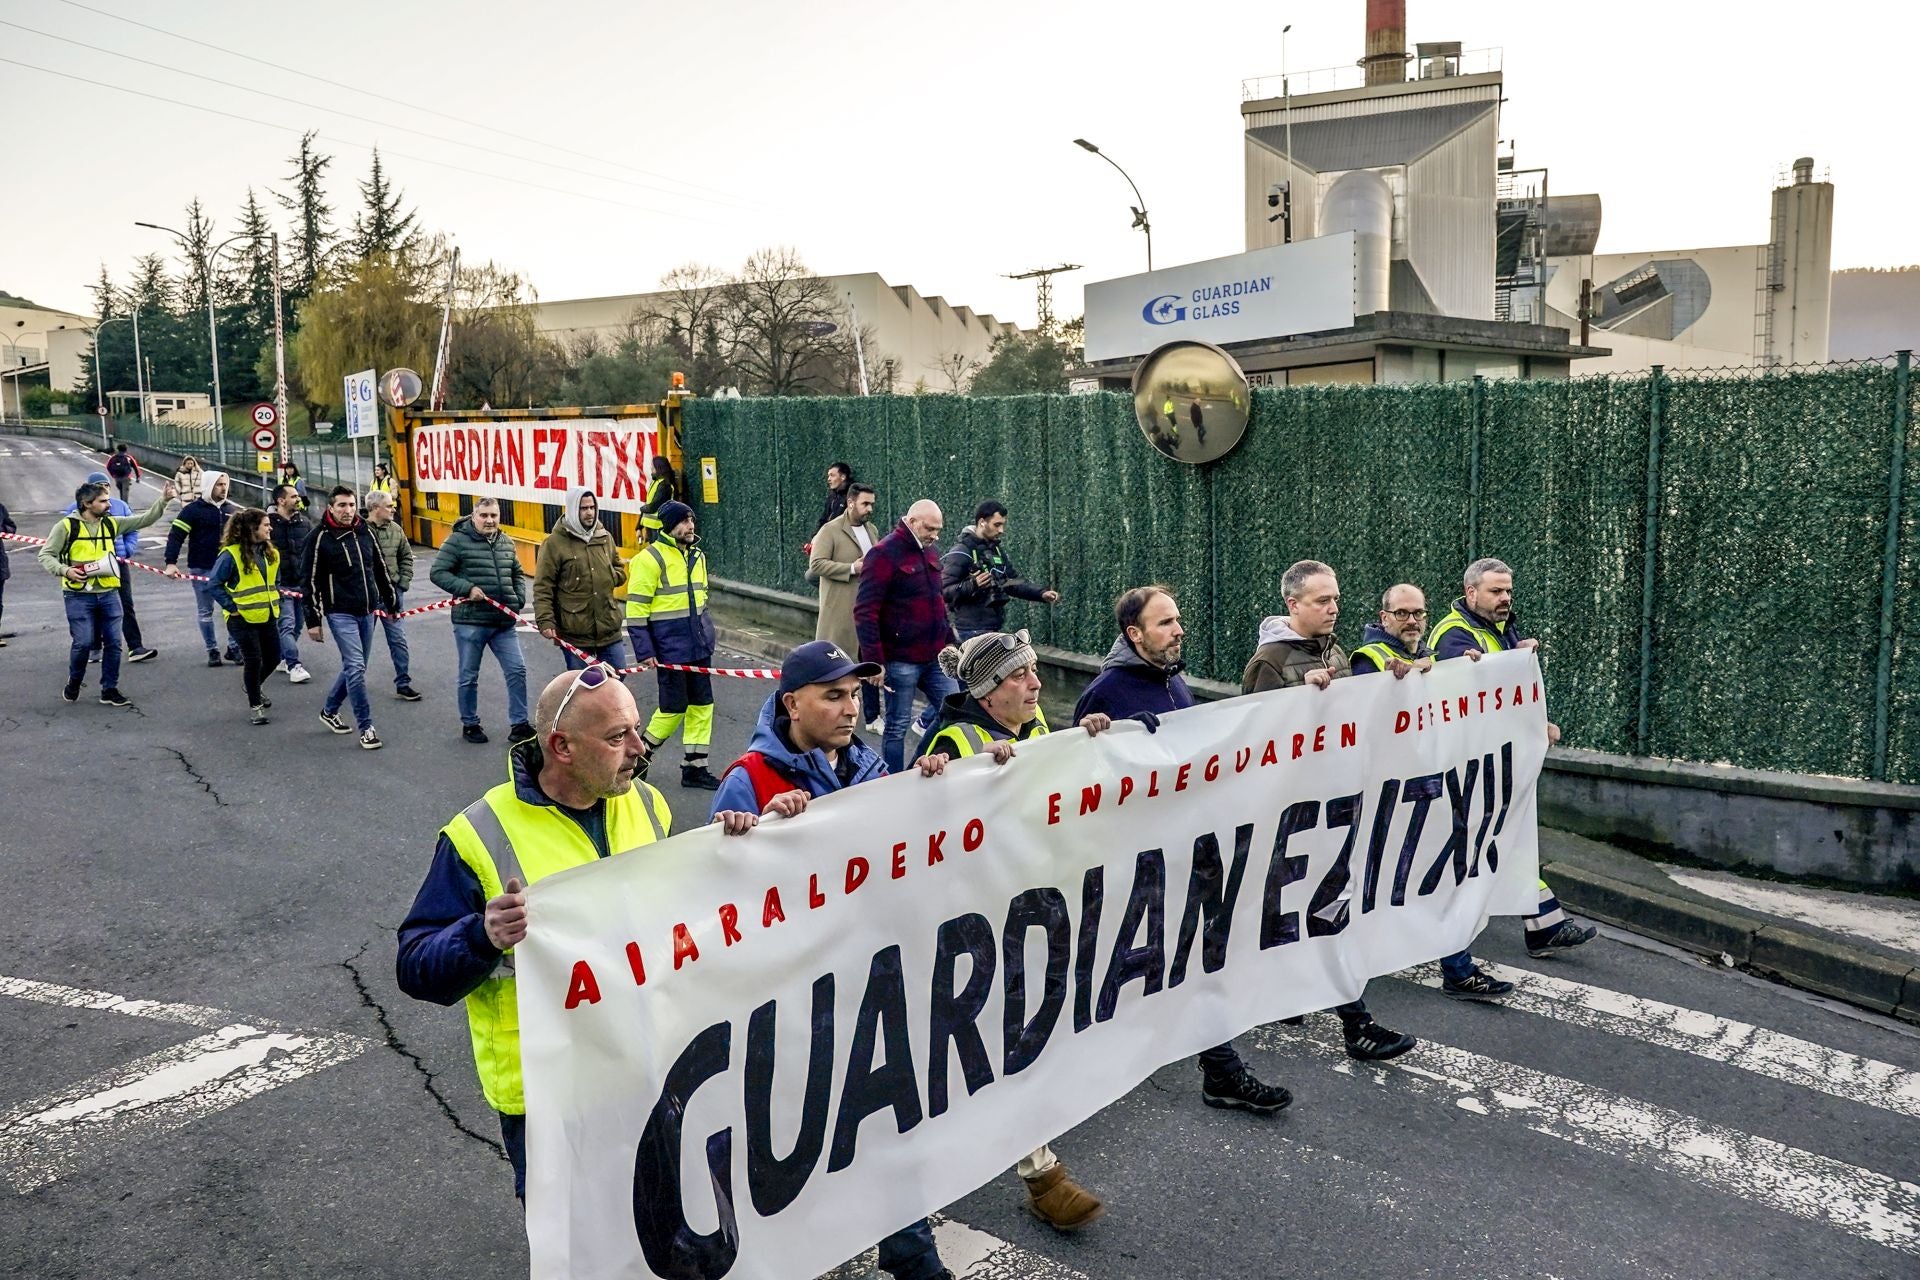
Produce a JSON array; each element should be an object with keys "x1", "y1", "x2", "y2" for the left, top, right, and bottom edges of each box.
[
  {"x1": 719, "y1": 751, "x2": 803, "y2": 812},
  {"x1": 107, "y1": 453, "x2": 134, "y2": 479}
]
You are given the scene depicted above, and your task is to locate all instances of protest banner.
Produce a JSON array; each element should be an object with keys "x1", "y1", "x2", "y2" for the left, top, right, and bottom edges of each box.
[
  {"x1": 518, "y1": 651, "x2": 1547, "y2": 1280},
  {"x1": 411, "y1": 417, "x2": 660, "y2": 513}
]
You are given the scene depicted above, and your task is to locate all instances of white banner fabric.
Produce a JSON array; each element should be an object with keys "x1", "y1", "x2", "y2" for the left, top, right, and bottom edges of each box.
[
  {"x1": 411, "y1": 418, "x2": 660, "y2": 513},
  {"x1": 519, "y1": 652, "x2": 1547, "y2": 1280}
]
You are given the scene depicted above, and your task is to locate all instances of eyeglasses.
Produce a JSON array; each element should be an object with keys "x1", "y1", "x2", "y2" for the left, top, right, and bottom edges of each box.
[
  {"x1": 1386, "y1": 608, "x2": 1429, "y2": 621},
  {"x1": 550, "y1": 662, "x2": 617, "y2": 733}
]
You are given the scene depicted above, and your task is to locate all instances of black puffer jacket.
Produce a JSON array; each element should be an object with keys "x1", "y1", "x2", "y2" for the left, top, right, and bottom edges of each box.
[
  {"x1": 301, "y1": 513, "x2": 396, "y2": 625},
  {"x1": 939, "y1": 528, "x2": 1049, "y2": 637},
  {"x1": 429, "y1": 516, "x2": 527, "y2": 629}
]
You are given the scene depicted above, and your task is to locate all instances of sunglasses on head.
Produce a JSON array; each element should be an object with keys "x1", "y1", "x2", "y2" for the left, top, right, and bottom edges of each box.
[
  {"x1": 550, "y1": 662, "x2": 617, "y2": 733},
  {"x1": 985, "y1": 628, "x2": 1031, "y2": 652}
]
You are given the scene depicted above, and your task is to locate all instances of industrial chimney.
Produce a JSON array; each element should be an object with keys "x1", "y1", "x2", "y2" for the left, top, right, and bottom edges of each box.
[{"x1": 1363, "y1": 0, "x2": 1407, "y2": 86}]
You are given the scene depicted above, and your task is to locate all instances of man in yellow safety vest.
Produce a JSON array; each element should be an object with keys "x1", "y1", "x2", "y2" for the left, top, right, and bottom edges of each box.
[
  {"x1": 36, "y1": 478, "x2": 177, "y2": 708},
  {"x1": 397, "y1": 666, "x2": 760, "y2": 1200},
  {"x1": 625, "y1": 500, "x2": 721, "y2": 790}
]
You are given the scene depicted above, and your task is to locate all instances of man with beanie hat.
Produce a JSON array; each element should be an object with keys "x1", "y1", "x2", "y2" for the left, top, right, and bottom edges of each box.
[
  {"x1": 914, "y1": 630, "x2": 1119, "y2": 1232},
  {"x1": 163, "y1": 469, "x2": 240, "y2": 665},
  {"x1": 625, "y1": 500, "x2": 720, "y2": 789},
  {"x1": 708, "y1": 641, "x2": 957, "y2": 1280},
  {"x1": 65, "y1": 471, "x2": 157, "y2": 663},
  {"x1": 533, "y1": 487, "x2": 629, "y2": 671}
]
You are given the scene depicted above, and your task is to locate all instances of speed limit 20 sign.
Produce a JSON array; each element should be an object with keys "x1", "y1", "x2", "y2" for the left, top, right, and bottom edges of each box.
[{"x1": 250, "y1": 402, "x2": 279, "y2": 429}]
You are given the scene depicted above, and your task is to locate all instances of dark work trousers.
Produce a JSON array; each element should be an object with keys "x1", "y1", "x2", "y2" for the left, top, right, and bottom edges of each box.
[{"x1": 227, "y1": 618, "x2": 279, "y2": 709}]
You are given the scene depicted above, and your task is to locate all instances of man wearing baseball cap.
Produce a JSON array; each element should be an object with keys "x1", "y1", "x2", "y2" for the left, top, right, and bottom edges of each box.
[
  {"x1": 625, "y1": 499, "x2": 721, "y2": 790},
  {"x1": 708, "y1": 640, "x2": 959, "y2": 1280}
]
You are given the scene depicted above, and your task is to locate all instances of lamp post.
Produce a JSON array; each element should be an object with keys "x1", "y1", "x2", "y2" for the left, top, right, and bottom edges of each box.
[
  {"x1": 1072, "y1": 138, "x2": 1153, "y2": 271},
  {"x1": 135, "y1": 222, "x2": 250, "y2": 461},
  {"x1": 91, "y1": 316, "x2": 143, "y2": 447}
]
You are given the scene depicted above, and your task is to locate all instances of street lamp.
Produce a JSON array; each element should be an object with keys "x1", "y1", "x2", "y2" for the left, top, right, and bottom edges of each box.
[
  {"x1": 88, "y1": 316, "x2": 142, "y2": 448},
  {"x1": 135, "y1": 221, "x2": 250, "y2": 460},
  {"x1": 1073, "y1": 138, "x2": 1153, "y2": 271}
]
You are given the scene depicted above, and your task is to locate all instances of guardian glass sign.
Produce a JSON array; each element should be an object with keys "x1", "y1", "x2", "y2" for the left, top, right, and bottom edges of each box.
[{"x1": 1082, "y1": 233, "x2": 1359, "y2": 363}]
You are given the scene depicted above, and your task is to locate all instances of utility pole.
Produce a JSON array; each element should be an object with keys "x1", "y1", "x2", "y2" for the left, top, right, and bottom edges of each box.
[
  {"x1": 130, "y1": 308, "x2": 147, "y2": 426},
  {"x1": 1005, "y1": 264, "x2": 1083, "y2": 334},
  {"x1": 429, "y1": 247, "x2": 460, "y2": 411},
  {"x1": 271, "y1": 231, "x2": 289, "y2": 464}
]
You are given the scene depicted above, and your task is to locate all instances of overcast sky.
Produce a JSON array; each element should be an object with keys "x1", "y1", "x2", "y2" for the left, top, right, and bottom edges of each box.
[{"x1": 4, "y1": 0, "x2": 1913, "y2": 328}]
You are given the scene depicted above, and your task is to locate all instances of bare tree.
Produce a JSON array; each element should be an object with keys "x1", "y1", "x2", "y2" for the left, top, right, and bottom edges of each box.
[
  {"x1": 934, "y1": 349, "x2": 978, "y2": 393},
  {"x1": 720, "y1": 247, "x2": 849, "y2": 396},
  {"x1": 446, "y1": 261, "x2": 562, "y2": 409}
]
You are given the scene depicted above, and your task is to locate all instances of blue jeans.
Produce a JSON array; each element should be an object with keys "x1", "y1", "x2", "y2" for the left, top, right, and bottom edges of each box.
[
  {"x1": 275, "y1": 584, "x2": 302, "y2": 666},
  {"x1": 454, "y1": 623, "x2": 530, "y2": 728},
  {"x1": 324, "y1": 613, "x2": 376, "y2": 730},
  {"x1": 377, "y1": 591, "x2": 412, "y2": 687},
  {"x1": 64, "y1": 591, "x2": 123, "y2": 688},
  {"x1": 882, "y1": 659, "x2": 960, "y2": 774},
  {"x1": 876, "y1": 1218, "x2": 943, "y2": 1280},
  {"x1": 190, "y1": 578, "x2": 223, "y2": 653},
  {"x1": 561, "y1": 636, "x2": 631, "y2": 673},
  {"x1": 1441, "y1": 949, "x2": 1475, "y2": 982}
]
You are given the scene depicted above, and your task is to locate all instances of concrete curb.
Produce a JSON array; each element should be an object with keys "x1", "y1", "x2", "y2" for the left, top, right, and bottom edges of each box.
[{"x1": 1545, "y1": 860, "x2": 1920, "y2": 1024}]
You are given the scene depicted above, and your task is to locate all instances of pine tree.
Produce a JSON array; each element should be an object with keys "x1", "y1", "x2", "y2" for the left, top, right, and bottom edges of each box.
[
  {"x1": 127, "y1": 254, "x2": 175, "y2": 313},
  {"x1": 276, "y1": 130, "x2": 335, "y2": 300},
  {"x1": 179, "y1": 197, "x2": 217, "y2": 320},
  {"x1": 88, "y1": 264, "x2": 119, "y2": 320},
  {"x1": 230, "y1": 188, "x2": 277, "y2": 320},
  {"x1": 347, "y1": 149, "x2": 419, "y2": 261}
]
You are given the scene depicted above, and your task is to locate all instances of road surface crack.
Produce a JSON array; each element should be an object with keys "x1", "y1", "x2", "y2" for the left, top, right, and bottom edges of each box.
[
  {"x1": 166, "y1": 747, "x2": 225, "y2": 804},
  {"x1": 340, "y1": 942, "x2": 506, "y2": 1160}
]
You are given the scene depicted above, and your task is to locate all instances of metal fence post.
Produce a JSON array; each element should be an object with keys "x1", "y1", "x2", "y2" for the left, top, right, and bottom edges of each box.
[
  {"x1": 1467, "y1": 375, "x2": 1485, "y2": 561},
  {"x1": 1635, "y1": 366, "x2": 1666, "y2": 756},
  {"x1": 1870, "y1": 350, "x2": 1912, "y2": 780}
]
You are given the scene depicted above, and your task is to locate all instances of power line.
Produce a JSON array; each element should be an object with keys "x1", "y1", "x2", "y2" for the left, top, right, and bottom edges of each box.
[
  {"x1": 4, "y1": 17, "x2": 751, "y2": 210},
  {"x1": 0, "y1": 56, "x2": 730, "y2": 224},
  {"x1": 52, "y1": 0, "x2": 749, "y2": 206}
]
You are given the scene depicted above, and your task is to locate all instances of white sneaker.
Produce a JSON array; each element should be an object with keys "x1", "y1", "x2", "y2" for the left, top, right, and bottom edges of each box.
[
  {"x1": 865, "y1": 717, "x2": 885, "y2": 734},
  {"x1": 287, "y1": 663, "x2": 313, "y2": 684}
]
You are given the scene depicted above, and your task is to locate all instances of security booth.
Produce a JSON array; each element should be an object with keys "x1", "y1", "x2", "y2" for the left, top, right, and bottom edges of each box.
[{"x1": 387, "y1": 388, "x2": 689, "y2": 569}]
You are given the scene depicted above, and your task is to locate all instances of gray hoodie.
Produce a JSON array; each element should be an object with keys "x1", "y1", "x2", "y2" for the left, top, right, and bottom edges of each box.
[
  {"x1": 558, "y1": 485, "x2": 607, "y2": 542},
  {"x1": 1243, "y1": 615, "x2": 1349, "y2": 693}
]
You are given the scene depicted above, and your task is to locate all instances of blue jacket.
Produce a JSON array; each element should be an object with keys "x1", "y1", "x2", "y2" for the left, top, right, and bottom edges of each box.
[
  {"x1": 165, "y1": 497, "x2": 229, "y2": 572},
  {"x1": 709, "y1": 693, "x2": 887, "y2": 818},
  {"x1": 1431, "y1": 597, "x2": 1528, "y2": 661},
  {"x1": 1072, "y1": 635, "x2": 1196, "y2": 725},
  {"x1": 1348, "y1": 621, "x2": 1433, "y2": 673},
  {"x1": 397, "y1": 742, "x2": 631, "y2": 1006},
  {"x1": 62, "y1": 496, "x2": 141, "y2": 559}
]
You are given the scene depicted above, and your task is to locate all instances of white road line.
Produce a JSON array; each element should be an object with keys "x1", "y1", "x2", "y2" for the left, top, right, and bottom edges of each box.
[
  {"x1": 816, "y1": 1213, "x2": 1089, "y2": 1280},
  {"x1": 1664, "y1": 870, "x2": 1920, "y2": 958},
  {"x1": 1400, "y1": 961, "x2": 1920, "y2": 1119},
  {"x1": 0, "y1": 973, "x2": 234, "y2": 1030},
  {"x1": 1257, "y1": 1026, "x2": 1920, "y2": 1257},
  {"x1": 0, "y1": 1023, "x2": 370, "y2": 1194}
]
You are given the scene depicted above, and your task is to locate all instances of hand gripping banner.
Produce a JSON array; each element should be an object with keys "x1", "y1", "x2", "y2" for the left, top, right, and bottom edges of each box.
[{"x1": 517, "y1": 652, "x2": 1548, "y2": 1280}]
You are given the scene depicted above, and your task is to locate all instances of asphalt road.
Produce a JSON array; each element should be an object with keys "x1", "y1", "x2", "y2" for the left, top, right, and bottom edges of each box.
[{"x1": 3, "y1": 431, "x2": 1917, "y2": 1280}]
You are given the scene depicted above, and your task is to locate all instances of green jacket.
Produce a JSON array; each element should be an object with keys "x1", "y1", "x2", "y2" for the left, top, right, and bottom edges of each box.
[
  {"x1": 532, "y1": 524, "x2": 626, "y2": 648},
  {"x1": 36, "y1": 493, "x2": 172, "y2": 593},
  {"x1": 367, "y1": 518, "x2": 415, "y2": 594},
  {"x1": 1241, "y1": 615, "x2": 1351, "y2": 693},
  {"x1": 429, "y1": 517, "x2": 527, "y2": 629}
]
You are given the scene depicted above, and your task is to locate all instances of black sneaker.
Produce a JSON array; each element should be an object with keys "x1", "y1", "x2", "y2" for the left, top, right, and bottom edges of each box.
[
  {"x1": 318, "y1": 710, "x2": 351, "y2": 734},
  {"x1": 1442, "y1": 967, "x2": 1516, "y2": 1001},
  {"x1": 1201, "y1": 1066, "x2": 1293, "y2": 1113},
  {"x1": 395, "y1": 685, "x2": 423, "y2": 702},
  {"x1": 680, "y1": 763, "x2": 722, "y2": 791},
  {"x1": 98, "y1": 688, "x2": 131, "y2": 709},
  {"x1": 259, "y1": 697, "x2": 272, "y2": 709},
  {"x1": 206, "y1": 650, "x2": 223, "y2": 668},
  {"x1": 508, "y1": 721, "x2": 536, "y2": 743},
  {"x1": 128, "y1": 647, "x2": 158, "y2": 663},
  {"x1": 359, "y1": 728, "x2": 383, "y2": 750},
  {"x1": 1344, "y1": 1020, "x2": 1418, "y2": 1062},
  {"x1": 1526, "y1": 919, "x2": 1598, "y2": 958},
  {"x1": 62, "y1": 680, "x2": 82, "y2": 703},
  {"x1": 462, "y1": 724, "x2": 490, "y2": 744},
  {"x1": 250, "y1": 705, "x2": 270, "y2": 726},
  {"x1": 224, "y1": 647, "x2": 242, "y2": 664}
]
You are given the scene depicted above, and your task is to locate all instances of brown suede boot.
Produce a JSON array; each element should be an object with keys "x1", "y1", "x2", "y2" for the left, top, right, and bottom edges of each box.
[{"x1": 1023, "y1": 1162, "x2": 1106, "y2": 1231}]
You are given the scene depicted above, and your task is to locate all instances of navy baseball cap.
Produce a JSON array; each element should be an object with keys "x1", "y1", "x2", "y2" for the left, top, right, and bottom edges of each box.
[{"x1": 779, "y1": 640, "x2": 881, "y2": 695}]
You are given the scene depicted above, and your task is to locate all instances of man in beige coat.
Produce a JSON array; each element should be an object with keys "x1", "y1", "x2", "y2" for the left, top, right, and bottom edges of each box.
[{"x1": 807, "y1": 481, "x2": 881, "y2": 727}]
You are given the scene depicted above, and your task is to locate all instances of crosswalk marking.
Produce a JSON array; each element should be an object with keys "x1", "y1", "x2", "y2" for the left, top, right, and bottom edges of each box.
[
  {"x1": 817, "y1": 1213, "x2": 1090, "y2": 1280},
  {"x1": 0, "y1": 973, "x2": 373, "y2": 1194},
  {"x1": 1399, "y1": 961, "x2": 1920, "y2": 1119},
  {"x1": 1257, "y1": 1025, "x2": 1920, "y2": 1257}
]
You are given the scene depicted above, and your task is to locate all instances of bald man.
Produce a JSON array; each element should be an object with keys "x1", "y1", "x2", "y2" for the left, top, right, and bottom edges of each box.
[
  {"x1": 854, "y1": 498, "x2": 962, "y2": 772},
  {"x1": 398, "y1": 667, "x2": 758, "y2": 1201}
]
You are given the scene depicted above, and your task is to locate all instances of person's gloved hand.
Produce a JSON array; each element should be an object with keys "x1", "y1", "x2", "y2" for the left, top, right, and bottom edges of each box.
[{"x1": 1129, "y1": 711, "x2": 1160, "y2": 734}]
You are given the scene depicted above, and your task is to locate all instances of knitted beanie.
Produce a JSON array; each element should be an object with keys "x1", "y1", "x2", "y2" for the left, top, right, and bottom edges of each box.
[{"x1": 937, "y1": 628, "x2": 1037, "y2": 698}]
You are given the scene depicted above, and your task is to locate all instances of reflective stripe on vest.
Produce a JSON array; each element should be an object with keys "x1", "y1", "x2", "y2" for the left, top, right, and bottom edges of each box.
[
  {"x1": 625, "y1": 541, "x2": 709, "y2": 623},
  {"x1": 219, "y1": 549, "x2": 282, "y2": 623},
  {"x1": 1351, "y1": 642, "x2": 1403, "y2": 672},
  {"x1": 1428, "y1": 609, "x2": 1506, "y2": 656},
  {"x1": 640, "y1": 478, "x2": 670, "y2": 531},
  {"x1": 928, "y1": 707, "x2": 1050, "y2": 758},
  {"x1": 442, "y1": 777, "x2": 670, "y2": 1114},
  {"x1": 61, "y1": 516, "x2": 121, "y2": 591}
]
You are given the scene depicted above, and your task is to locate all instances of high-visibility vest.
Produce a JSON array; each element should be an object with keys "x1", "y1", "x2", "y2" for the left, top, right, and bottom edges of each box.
[
  {"x1": 439, "y1": 776, "x2": 673, "y2": 1115},
  {"x1": 639, "y1": 477, "x2": 673, "y2": 532},
  {"x1": 215, "y1": 547, "x2": 282, "y2": 623},
  {"x1": 1351, "y1": 641, "x2": 1427, "y2": 672},
  {"x1": 59, "y1": 515, "x2": 121, "y2": 591},
  {"x1": 927, "y1": 706, "x2": 1050, "y2": 758},
  {"x1": 1428, "y1": 606, "x2": 1508, "y2": 657},
  {"x1": 624, "y1": 540, "x2": 709, "y2": 625}
]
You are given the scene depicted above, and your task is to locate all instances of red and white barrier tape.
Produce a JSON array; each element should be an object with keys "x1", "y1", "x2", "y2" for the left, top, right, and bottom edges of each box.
[{"x1": 3, "y1": 531, "x2": 778, "y2": 675}]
